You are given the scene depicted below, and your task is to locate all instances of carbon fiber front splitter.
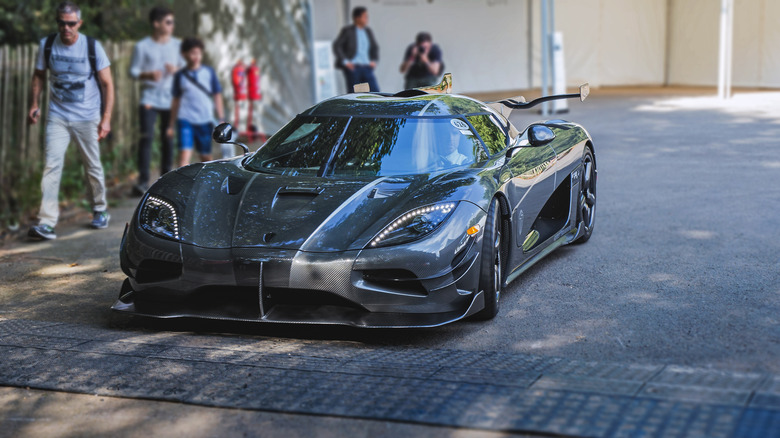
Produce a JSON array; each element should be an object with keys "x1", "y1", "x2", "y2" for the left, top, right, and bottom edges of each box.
[{"x1": 111, "y1": 288, "x2": 485, "y2": 329}]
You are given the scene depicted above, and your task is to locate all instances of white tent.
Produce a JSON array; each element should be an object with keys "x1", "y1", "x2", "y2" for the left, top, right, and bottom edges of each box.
[{"x1": 329, "y1": 0, "x2": 780, "y2": 93}]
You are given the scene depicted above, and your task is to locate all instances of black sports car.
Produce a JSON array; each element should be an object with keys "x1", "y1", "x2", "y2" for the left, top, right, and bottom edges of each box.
[{"x1": 113, "y1": 76, "x2": 596, "y2": 327}]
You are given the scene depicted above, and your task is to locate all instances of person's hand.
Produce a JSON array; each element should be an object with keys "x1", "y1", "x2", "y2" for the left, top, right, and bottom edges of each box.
[
  {"x1": 164, "y1": 63, "x2": 177, "y2": 75},
  {"x1": 166, "y1": 126, "x2": 174, "y2": 138},
  {"x1": 410, "y1": 46, "x2": 419, "y2": 57},
  {"x1": 98, "y1": 118, "x2": 111, "y2": 141},
  {"x1": 344, "y1": 62, "x2": 354, "y2": 71},
  {"x1": 146, "y1": 70, "x2": 163, "y2": 81},
  {"x1": 369, "y1": 61, "x2": 376, "y2": 69},
  {"x1": 28, "y1": 107, "x2": 40, "y2": 125}
]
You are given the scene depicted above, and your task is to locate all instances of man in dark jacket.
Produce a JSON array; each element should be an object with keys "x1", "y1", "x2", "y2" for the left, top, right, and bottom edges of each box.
[
  {"x1": 400, "y1": 32, "x2": 443, "y2": 89},
  {"x1": 332, "y1": 6, "x2": 380, "y2": 92}
]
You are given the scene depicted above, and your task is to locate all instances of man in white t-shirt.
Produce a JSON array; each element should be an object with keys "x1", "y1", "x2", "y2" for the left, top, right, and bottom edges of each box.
[
  {"x1": 27, "y1": 1, "x2": 115, "y2": 240},
  {"x1": 129, "y1": 6, "x2": 184, "y2": 196}
]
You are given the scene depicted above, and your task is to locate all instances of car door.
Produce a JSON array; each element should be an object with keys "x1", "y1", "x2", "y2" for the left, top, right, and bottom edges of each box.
[{"x1": 466, "y1": 115, "x2": 558, "y2": 271}]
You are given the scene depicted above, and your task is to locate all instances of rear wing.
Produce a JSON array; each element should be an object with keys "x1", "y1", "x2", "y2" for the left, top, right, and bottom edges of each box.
[{"x1": 489, "y1": 83, "x2": 590, "y2": 112}]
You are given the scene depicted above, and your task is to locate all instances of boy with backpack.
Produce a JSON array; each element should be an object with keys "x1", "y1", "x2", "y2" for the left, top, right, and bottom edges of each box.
[
  {"x1": 27, "y1": 1, "x2": 115, "y2": 240},
  {"x1": 168, "y1": 37, "x2": 224, "y2": 167}
]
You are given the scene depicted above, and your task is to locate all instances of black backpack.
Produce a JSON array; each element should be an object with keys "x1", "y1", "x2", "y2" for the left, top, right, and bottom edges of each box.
[{"x1": 43, "y1": 33, "x2": 105, "y2": 114}]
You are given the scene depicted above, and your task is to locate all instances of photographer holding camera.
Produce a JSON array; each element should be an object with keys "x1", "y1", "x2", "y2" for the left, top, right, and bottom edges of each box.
[{"x1": 400, "y1": 32, "x2": 443, "y2": 90}]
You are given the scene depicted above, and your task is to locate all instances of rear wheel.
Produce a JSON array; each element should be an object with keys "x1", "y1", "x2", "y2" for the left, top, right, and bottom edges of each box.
[
  {"x1": 574, "y1": 148, "x2": 596, "y2": 244},
  {"x1": 473, "y1": 198, "x2": 503, "y2": 320}
]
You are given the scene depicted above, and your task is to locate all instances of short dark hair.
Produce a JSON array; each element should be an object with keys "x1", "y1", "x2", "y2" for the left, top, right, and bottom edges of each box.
[
  {"x1": 56, "y1": 1, "x2": 81, "y2": 19},
  {"x1": 180, "y1": 37, "x2": 204, "y2": 54},
  {"x1": 352, "y1": 6, "x2": 367, "y2": 20},
  {"x1": 149, "y1": 6, "x2": 174, "y2": 24},
  {"x1": 416, "y1": 32, "x2": 432, "y2": 45}
]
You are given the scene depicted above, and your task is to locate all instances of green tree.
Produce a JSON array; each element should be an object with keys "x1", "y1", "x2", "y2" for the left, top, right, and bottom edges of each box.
[{"x1": 0, "y1": 0, "x2": 172, "y2": 44}]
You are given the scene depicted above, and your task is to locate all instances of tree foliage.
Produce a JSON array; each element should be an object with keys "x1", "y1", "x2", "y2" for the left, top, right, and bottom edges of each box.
[{"x1": 0, "y1": 0, "x2": 172, "y2": 44}]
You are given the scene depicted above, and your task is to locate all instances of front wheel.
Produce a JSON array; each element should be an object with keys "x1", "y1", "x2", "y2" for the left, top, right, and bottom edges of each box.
[
  {"x1": 473, "y1": 198, "x2": 503, "y2": 320},
  {"x1": 574, "y1": 148, "x2": 596, "y2": 244}
]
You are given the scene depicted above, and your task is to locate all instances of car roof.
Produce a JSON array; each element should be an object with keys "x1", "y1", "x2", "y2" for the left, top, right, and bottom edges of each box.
[{"x1": 302, "y1": 93, "x2": 496, "y2": 118}]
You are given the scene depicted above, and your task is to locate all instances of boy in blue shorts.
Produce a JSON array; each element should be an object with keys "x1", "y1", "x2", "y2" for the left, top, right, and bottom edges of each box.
[{"x1": 168, "y1": 37, "x2": 224, "y2": 167}]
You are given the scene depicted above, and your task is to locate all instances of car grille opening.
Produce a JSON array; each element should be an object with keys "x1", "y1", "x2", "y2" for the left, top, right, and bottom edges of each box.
[
  {"x1": 362, "y1": 269, "x2": 427, "y2": 296},
  {"x1": 135, "y1": 259, "x2": 182, "y2": 283},
  {"x1": 265, "y1": 288, "x2": 366, "y2": 311}
]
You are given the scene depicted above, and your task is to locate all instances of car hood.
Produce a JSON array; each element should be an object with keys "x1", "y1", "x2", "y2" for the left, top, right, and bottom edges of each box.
[{"x1": 148, "y1": 161, "x2": 490, "y2": 252}]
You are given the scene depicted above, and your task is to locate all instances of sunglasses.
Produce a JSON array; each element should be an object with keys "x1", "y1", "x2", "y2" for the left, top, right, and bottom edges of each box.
[{"x1": 56, "y1": 19, "x2": 79, "y2": 28}]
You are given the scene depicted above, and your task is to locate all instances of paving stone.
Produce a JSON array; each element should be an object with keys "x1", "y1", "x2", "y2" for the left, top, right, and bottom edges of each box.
[
  {"x1": 1, "y1": 318, "x2": 780, "y2": 437},
  {"x1": 733, "y1": 408, "x2": 780, "y2": 438},
  {"x1": 532, "y1": 375, "x2": 644, "y2": 396},
  {"x1": 640, "y1": 383, "x2": 753, "y2": 405},
  {"x1": 0, "y1": 319, "x2": 61, "y2": 335},
  {"x1": 0, "y1": 334, "x2": 87, "y2": 350},
  {"x1": 460, "y1": 351, "x2": 561, "y2": 373},
  {"x1": 351, "y1": 348, "x2": 485, "y2": 367},
  {"x1": 651, "y1": 365, "x2": 766, "y2": 392},
  {"x1": 430, "y1": 366, "x2": 540, "y2": 387},
  {"x1": 337, "y1": 360, "x2": 439, "y2": 379},
  {"x1": 28, "y1": 322, "x2": 129, "y2": 341},
  {"x1": 149, "y1": 345, "x2": 260, "y2": 364},
  {"x1": 749, "y1": 393, "x2": 780, "y2": 411},
  {"x1": 608, "y1": 399, "x2": 742, "y2": 438},
  {"x1": 546, "y1": 359, "x2": 663, "y2": 382},
  {"x1": 68, "y1": 340, "x2": 170, "y2": 357},
  {"x1": 758, "y1": 375, "x2": 780, "y2": 394}
]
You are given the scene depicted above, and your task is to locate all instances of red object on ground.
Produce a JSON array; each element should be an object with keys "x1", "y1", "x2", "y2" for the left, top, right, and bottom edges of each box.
[
  {"x1": 232, "y1": 61, "x2": 248, "y2": 101},
  {"x1": 247, "y1": 60, "x2": 262, "y2": 101}
]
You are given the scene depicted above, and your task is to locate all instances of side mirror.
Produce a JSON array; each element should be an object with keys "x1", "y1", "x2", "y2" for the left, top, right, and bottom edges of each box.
[
  {"x1": 213, "y1": 122, "x2": 235, "y2": 144},
  {"x1": 528, "y1": 125, "x2": 555, "y2": 147},
  {"x1": 212, "y1": 123, "x2": 249, "y2": 155}
]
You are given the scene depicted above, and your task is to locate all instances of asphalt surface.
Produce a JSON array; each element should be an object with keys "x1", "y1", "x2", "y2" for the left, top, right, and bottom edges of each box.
[{"x1": 1, "y1": 90, "x2": 779, "y2": 436}]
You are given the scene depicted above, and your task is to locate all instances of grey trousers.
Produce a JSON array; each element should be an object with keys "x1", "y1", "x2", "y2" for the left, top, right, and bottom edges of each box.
[{"x1": 38, "y1": 117, "x2": 108, "y2": 228}]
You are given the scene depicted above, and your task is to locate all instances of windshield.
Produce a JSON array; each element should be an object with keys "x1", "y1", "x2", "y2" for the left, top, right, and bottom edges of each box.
[{"x1": 244, "y1": 116, "x2": 488, "y2": 177}]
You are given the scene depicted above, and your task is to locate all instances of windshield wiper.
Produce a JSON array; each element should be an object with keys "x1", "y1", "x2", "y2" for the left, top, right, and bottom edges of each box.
[{"x1": 319, "y1": 116, "x2": 353, "y2": 177}]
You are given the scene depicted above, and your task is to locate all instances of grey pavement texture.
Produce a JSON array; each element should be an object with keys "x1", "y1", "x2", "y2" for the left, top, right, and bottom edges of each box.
[
  {"x1": 1, "y1": 90, "x2": 779, "y2": 436},
  {"x1": 0, "y1": 318, "x2": 779, "y2": 437},
  {"x1": 0, "y1": 387, "x2": 523, "y2": 438}
]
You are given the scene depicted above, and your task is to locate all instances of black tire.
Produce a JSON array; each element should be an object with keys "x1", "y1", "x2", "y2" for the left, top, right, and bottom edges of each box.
[
  {"x1": 574, "y1": 147, "x2": 596, "y2": 244},
  {"x1": 473, "y1": 198, "x2": 503, "y2": 320}
]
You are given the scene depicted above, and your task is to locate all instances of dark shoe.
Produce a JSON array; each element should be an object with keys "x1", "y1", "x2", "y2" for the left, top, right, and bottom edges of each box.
[
  {"x1": 91, "y1": 211, "x2": 110, "y2": 229},
  {"x1": 28, "y1": 224, "x2": 57, "y2": 240},
  {"x1": 131, "y1": 183, "x2": 148, "y2": 197}
]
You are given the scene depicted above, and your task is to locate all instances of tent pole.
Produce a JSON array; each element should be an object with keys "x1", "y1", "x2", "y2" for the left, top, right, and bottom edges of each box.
[
  {"x1": 717, "y1": 0, "x2": 734, "y2": 99},
  {"x1": 541, "y1": 0, "x2": 550, "y2": 115}
]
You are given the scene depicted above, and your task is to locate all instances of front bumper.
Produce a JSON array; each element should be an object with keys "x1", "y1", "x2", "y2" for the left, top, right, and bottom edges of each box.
[{"x1": 113, "y1": 204, "x2": 487, "y2": 328}]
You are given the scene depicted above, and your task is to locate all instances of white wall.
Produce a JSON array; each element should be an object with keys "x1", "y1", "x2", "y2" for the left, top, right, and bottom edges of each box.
[
  {"x1": 318, "y1": 0, "x2": 780, "y2": 94},
  {"x1": 531, "y1": 0, "x2": 668, "y2": 88},
  {"x1": 351, "y1": 0, "x2": 532, "y2": 94},
  {"x1": 667, "y1": 0, "x2": 780, "y2": 88}
]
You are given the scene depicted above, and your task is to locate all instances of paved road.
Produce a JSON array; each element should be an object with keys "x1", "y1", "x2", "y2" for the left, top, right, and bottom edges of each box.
[
  {"x1": 1, "y1": 90, "x2": 779, "y2": 436},
  {"x1": 2, "y1": 91, "x2": 778, "y2": 372}
]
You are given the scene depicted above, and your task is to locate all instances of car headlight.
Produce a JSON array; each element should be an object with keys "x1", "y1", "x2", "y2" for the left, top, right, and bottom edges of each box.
[
  {"x1": 140, "y1": 195, "x2": 180, "y2": 240},
  {"x1": 369, "y1": 202, "x2": 457, "y2": 248}
]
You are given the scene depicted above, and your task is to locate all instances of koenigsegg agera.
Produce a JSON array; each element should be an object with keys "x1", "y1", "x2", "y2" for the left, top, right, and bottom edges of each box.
[{"x1": 113, "y1": 75, "x2": 597, "y2": 327}]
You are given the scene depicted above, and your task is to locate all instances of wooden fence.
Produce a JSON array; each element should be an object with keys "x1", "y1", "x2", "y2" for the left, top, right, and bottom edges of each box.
[{"x1": 0, "y1": 41, "x2": 139, "y2": 227}]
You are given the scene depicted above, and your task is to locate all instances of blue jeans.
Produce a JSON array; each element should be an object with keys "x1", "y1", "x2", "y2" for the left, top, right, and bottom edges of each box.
[{"x1": 343, "y1": 65, "x2": 380, "y2": 92}]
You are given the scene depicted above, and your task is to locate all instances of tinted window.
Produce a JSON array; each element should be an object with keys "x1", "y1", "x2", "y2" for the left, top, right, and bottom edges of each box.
[
  {"x1": 467, "y1": 114, "x2": 507, "y2": 155},
  {"x1": 245, "y1": 116, "x2": 488, "y2": 177},
  {"x1": 245, "y1": 116, "x2": 348, "y2": 176},
  {"x1": 331, "y1": 117, "x2": 486, "y2": 176}
]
